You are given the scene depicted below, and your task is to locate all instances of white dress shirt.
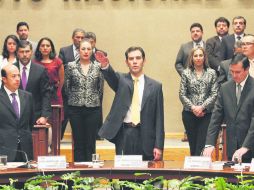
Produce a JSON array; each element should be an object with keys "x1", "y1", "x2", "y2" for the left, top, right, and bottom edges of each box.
[{"x1": 4, "y1": 86, "x2": 20, "y2": 115}]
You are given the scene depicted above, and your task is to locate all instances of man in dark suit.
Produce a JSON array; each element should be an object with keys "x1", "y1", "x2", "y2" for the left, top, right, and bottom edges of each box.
[
  {"x1": 14, "y1": 40, "x2": 51, "y2": 125},
  {"x1": 206, "y1": 17, "x2": 230, "y2": 74},
  {"x1": 203, "y1": 54, "x2": 254, "y2": 163},
  {"x1": 0, "y1": 64, "x2": 34, "y2": 162},
  {"x1": 59, "y1": 28, "x2": 85, "y2": 139},
  {"x1": 98, "y1": 47, "x2": 164, "y2": 161},
  {"x1": 221, "y1": 16, "x2": 246, "y2": 60},
  {"x1": 175, "y1": 22, "x2": 205, "y2": 76}
]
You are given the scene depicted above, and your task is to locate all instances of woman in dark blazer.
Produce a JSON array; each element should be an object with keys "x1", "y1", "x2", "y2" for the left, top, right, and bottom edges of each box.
[
  {"x1": 179, "y1": 47, "x2": 218, "y2": 156},
  {"x1": 65, "y1": 39, "x2": 104, "y2": 161}
]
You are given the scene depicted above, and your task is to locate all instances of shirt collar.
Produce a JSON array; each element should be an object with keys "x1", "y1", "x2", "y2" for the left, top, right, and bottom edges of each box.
[
  {"x1": 19, "y1": 61, "x2": 31, "y2": 70},
  {"x1": 131, "y1": 74, "x2": 144, "y2": 81},
  {"x1": 237, "y1": 74, "x2": 248, "y2": 88},
  {"x1": 4, "y1": 86, "x2": 19, "y2": 97}
]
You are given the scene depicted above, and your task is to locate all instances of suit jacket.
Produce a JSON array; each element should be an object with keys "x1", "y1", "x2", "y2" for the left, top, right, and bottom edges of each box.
[
  {"x1": 14, "y1": 62, "x2": 51, "y2": 122},
  {"x1": 206, "y1": 76, "x2": 254, "y2": 158},
  {"x1": 218, "y1": 59, "x2": 232, "y2": 85},
  {"x1": 98, "y1": 65, "x2": 164, "y2": 157},
  {"x1": 0, "y1": 88, "x2": 34, "y2": 161},
  {"x1": 59, "y1": 45, "x2": 75, "y2": 69},
  {"x1": 175, "y1": 41, "x2": 206, "y2": 76},
  {"x1": 206, "y1": 36, "x2": 223, "y2": 71}
]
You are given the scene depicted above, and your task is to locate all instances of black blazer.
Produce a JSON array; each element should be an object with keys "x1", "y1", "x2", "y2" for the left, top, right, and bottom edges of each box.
[
  {"x1": 0, "y1": 88, "x2": 34, "y2": 161},
  {"x1": 99, "y1": 65, "x2": 164, "y2": 158},
  {"x1": 206, "y1": 76, "x2": 254, "y2": 158},
  {"x1": 14, "y1": 62, "x2": 51, "y2": 122},
  {"x1": 59, "y1": 45, "x2": 75, "y2": 69}
]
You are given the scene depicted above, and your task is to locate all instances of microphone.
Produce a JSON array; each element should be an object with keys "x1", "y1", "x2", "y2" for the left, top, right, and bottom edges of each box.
[{"x1": 0, "y1": 145, "x2": 32, "y2": 168}]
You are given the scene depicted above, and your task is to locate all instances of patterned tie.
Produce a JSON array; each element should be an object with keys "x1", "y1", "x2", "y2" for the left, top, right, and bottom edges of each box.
[
  {"x1": 11, "y1": 93, "x2": 19, "y2": 118},
  {"x1": 131, "y1": 78, "x2": 140, "y2": 125},
  {"x1": 75, "y1": 48, "x2": 80, "y2": 62},
  {"x1": 236, "y1": 84, "x2": 241, "y2": 105},
  {"x1": 22, "y1": 66, "x2": 27, "y2": 89}
]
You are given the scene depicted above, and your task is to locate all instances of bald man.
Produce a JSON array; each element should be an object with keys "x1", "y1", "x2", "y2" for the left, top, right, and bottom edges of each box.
[{"x1": 0, "y1": 65, "x2": 34, "y2": 162}]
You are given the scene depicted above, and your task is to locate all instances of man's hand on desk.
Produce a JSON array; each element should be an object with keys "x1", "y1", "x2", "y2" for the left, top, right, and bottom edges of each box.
[
  {"x1": 232, "y1": 147, "x2": 249, "y2": 163},
  {"x1": 153, "y1": 148, "x2": 162, "y2": 161},
  {"x1": 36, "y1": 117, "x2": 48, "y2": 125},
  {"x1": 202, "y1": 146, "x2": 214, "y2": 157}
]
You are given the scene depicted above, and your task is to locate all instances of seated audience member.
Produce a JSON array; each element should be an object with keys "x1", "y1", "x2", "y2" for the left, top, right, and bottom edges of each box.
[
  {"x1": 203, "y1": 54, "x2": 254, "y2": 163},
  {"x1": 65, "y1": 39, "x2": 104, "y2": 161},
  {"x1": 0, "y1": 64, "x2": 34, "y2": 162},
  {"x1": 0, "y1": 35, "x2": 19, "y2": 87},
  {"x1": 179, "y1": 47, "x2": 218, "y2": 156},
  {"x1": 98, "y1": 46, "x2": 164, "y2": 161}
]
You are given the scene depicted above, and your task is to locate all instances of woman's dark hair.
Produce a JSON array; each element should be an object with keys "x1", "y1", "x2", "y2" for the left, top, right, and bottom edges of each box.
[
  {"x1": 187, "y1": 47, "x2": 209, "y2": 71},
  {"x1": 2, "y1": 35, "x2": 19, "y2": 59},
  {"x1": 35, "y1": 37, "x2": 56, "y2": 61}
]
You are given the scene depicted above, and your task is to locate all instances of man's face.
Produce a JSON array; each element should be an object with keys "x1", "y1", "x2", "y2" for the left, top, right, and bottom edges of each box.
[
  {"x1": 2, "y1": 66, "x2": 20, "y2": 92},
  {"x1": 230, "y1": 62, "x2": 249, "y2": 84},
  {"x1": 232, "y1": 18, "x2": 246, "y2": 35},
  {"x1": 72, "y1": 32, "x2": 85, "y2": 48},
  {"x1": 17, "y1": 25, "x2": 29, "y2": 40},
  {"x1": 190, "y1": 27, "x2": 203, "y2": 42},
  {"x1": 241, "y1": 36, "x2": 254, "y2": 59},
  {"x1": 17, "y1": 46, "x2": 32, "y2": 66},
  {"x1": 216, "y1": 21, "x2": 229, "y2": 37},
  {"x1": 125, "y1": 50, "x2": 145, "y2": 77},
  {"x1": 88, "y1": 38, "x2": 96, "y2": 49}
]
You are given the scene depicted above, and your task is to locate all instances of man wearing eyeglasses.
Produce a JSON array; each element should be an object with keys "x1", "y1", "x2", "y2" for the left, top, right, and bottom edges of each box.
[{"x1": 241, "y1": 34, "x2": 254, "y2": 77}]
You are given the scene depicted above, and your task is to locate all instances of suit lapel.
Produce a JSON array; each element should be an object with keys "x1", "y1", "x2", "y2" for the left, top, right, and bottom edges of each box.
[
  {"x1": 19, "y1": 90, "x2": 26, "y2": 120},
  {"x1": 26, "y1": 63, "x2": 35, "y2": 90},
  {"x1": 0, "y1": 89, "x2": 18, "y2": 119},
  {"x1": 141, "y1": 75, "x2": 152, "y2": 110},
  {"x1": 235, "y1": 76, "x2": 250, "y2": 115},
  {"x1": 126, "y1": 73, "x2": 134, "y2": 94}
]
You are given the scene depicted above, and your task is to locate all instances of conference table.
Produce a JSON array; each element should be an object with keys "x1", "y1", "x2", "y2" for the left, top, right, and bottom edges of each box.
[{"x1": 0, "y1": 161, "x2": 253, "y2": 184}]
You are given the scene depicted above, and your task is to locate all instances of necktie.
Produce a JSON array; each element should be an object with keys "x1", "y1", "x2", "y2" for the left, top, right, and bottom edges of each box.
[
  {"x1": 11, "y1": 93, "x2": 19, "y2": 118},
  {"x1": 235, "y1": 36, "x2": 242, "y2": 48},
  {"x1": 131, "y1": 78, "x2": 140, "y2": 125},
  {"x1": 237, "y1": 36, "x2": 241, "y2": 41},
  {"x1": 236, "y1": 84, "x2": 241, "y2": 105},
  {"x1": 22, "y1": 66, "x2": 27, "y2": 89},
  {"x1": 75, "y1": 48, "x2": 80, "y2": 62},
  {"x1": 196, "y1": 43, "x2": 200, "y2": 47}
]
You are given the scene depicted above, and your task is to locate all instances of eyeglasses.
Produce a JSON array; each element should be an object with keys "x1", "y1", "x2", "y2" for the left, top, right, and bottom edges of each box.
[{"x1": 241, "y1": 42, "x2": 254, "y2": 46}]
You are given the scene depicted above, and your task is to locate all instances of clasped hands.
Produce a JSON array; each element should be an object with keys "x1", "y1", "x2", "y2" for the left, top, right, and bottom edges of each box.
[{"x1": 191, "y1": 105, "x2": 204, "y2": 117}]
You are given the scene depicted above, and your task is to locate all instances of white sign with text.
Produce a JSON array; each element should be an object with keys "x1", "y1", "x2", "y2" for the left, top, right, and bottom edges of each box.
[
  {"x1": 114, "y1": 155, "x2": 147, "y2": 168},
  {"x1": 184, "y1": 156, "x2": 211, "y2": 169},
  {"x1": 38, "y1": 156, "x2": 67, "y2": 169}
]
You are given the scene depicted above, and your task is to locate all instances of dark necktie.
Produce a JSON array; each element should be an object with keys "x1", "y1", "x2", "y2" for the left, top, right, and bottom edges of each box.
[
  {"x1": 11, "y1": 93, "x2": 19, "y2": 118},
  {"x1": 237, "y1": 36, "x2": 241, "y2": 41},
  {"x1": 236, "y1": 84, "x2": 241, "y2": 105},
  {"x1": 22, "y1": 66, "x2": 27, "y2": 89}
]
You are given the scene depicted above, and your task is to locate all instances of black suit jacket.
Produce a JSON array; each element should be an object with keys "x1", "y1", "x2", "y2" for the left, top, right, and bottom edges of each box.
[
  {"x1": 59, "y1": 45, "x2": 75, "y2": 69},
  {"x1": 0, "y1": 88, "x2": 34, "y2": 161},
  {"x1": 98, "y1": 65, "x2": 164, "y2": 158},
  {"x1": 206, "y1": 76, "x2": 254, "y2": 158},
  {"x1": 206, "y1": 36, "x2": 223, "y2": 71},
  {"x1": 14, "y1": 62, "x2": 51, "y2": 122}
]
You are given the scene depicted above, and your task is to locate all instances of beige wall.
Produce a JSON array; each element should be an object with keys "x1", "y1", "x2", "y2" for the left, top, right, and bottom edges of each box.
[{"x1": 0, "y1": 0, "x2": 254, "y2": 133}]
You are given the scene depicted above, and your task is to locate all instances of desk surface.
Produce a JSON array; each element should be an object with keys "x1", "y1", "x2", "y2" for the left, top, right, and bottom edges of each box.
[{"x1": 0, "y1": 161, "x2": 253, "y2": 183}]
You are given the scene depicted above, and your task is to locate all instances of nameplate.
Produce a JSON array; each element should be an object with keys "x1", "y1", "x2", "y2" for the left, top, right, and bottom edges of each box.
[
  {"x1": 114, "y1": 155, "x2": 146, "y2": 168},
  {"x1": 249, "y1": 158, "x2": 254, "y2": 172},
  {"x1": 184, "y1": 156, "x2": 211, "y2": 169},
  {"x1": 38, "y1": 156, "x2": 66, "y2": 169}
]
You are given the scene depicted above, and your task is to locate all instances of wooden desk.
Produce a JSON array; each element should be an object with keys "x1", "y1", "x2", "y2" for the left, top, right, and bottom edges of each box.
[{"x1": 0, "y1": 161, "x2": 253, "y2": 184}]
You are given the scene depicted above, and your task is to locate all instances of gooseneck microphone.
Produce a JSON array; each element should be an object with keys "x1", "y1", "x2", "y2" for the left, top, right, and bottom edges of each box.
[{"x1": 0, "y1": 145, "x2": 32, "y2": 168}]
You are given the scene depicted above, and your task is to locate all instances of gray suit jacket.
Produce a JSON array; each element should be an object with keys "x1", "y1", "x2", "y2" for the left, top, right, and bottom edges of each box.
[
  {"x1": 206, "y1": 76, "x2": 254, "y2": 158},
  {"x1": 221, "y1": 34, "x2": 236, "y2": 60},
  {"x1": 59, "y1": 45, "x2": 75, "y2": 69},
  {"x1": 175, "y1": 41, "x2": 206, "y2": 76},
  {"x1": 206, "y1": 36, "x2": 223, "y2": 71},
  {"x1": 98, "y1": 65, "x2": 164, "y2": 157},
  {"x1": 0, "y1": 88, "x2": 34, "y2": 161},
  {"x1": 218, "y1": 59, "x2": 232, "y2": 85}
]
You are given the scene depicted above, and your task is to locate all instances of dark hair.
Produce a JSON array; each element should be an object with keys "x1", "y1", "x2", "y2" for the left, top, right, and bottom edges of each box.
[
  {"x1": 72, "y1": 28, "x2": 85, "y2": 38},
  {"x1": 1, "y1": 35, "x2": 19, "y2": 59},
  {"x1": 85, "y1": 32, "x2": 96, "y2": 41},
  {"x1": 34, "y1": 37, "x2": 56, "y2": 61},
  {"x1": 190, "y1": 23, "x2": 203, "y2": 32},
  {"x1": 214, "y1": 17, "x2": 230, "y2": 28},
  {"x1": 187, "y1": 47, "x2": 209, "y2": 71},
  {"x1": 232, "y1": 16, "x2": 246, "y2": 25},
  {"x1": 17, "y1": 40, "x2": 32, "y2": 51},
  {"x1": 125, "y1": 46, "x2": 145, "y2": 60},
  {"x1": 230, "y1": 53, "x2": 249, "y2": 69},
  {"x1": 16, "y1": 21, "x2": 29, "y2": 31},
  {"x1": 1, "y1": 68, "x2": 7, "y2": 78}
]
